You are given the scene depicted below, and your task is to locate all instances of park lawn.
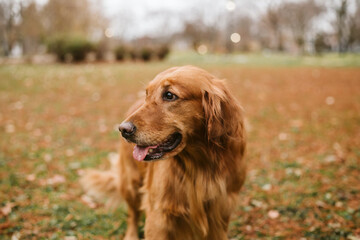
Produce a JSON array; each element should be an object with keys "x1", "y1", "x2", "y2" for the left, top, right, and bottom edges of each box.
[{"x1": 0, "y1": 60, "x2": 359, "y2": 239}]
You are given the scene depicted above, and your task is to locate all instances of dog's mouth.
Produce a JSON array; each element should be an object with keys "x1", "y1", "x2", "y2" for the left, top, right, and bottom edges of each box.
[{"x1": 133, "y1": 132, "x2": 182, "y2": 161}]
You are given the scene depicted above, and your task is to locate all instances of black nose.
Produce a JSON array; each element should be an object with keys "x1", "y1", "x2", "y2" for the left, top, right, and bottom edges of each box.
[{"x1": 118, "y1": 122, "x2": 136, "y2": 139}]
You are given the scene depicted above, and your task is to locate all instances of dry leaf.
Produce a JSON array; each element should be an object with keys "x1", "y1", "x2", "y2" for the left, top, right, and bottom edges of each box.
[
  {"x1": 268, "y1": 210, "x2": 280, "y2": 219},
  {"x1": 40, "y1": 174, "x2": 66, "y2": 186},
  {"x1": 1, "y1": 203, "x2": 15, "y2": 216},
  {"x1": 26, "y1": 174, "x2": 36, "y2": 182}
]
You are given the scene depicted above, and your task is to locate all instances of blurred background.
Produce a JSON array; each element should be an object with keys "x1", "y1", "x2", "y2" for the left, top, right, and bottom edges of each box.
[
  {"x1": 1, "y1": 0, "x2": 360, "y2": 63},
  {"x1": 1, "y1": 1, "x2": 360, "y2": 239}
]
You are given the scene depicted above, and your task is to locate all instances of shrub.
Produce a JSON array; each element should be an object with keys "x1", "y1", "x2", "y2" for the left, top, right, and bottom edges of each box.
[
  {"x1": 112, "y1": 45, "x2": 171, "y2": 62},
  {"x1": 94, "y1": 40, "x2": 107, "y2": 60},
  {"x1": 115, "y1": 46, "x2": 126, "y2": 61},
  {"x1": 47, "y1": 36, "x2": 67, "y2": 61},
  {"x1": 140, "y1": 47, "x2": 152, "y2": 61},
  {"x1": 47, "y1": 34, "x2": 95, "y2": 62},
  {"x1": 128, "y1": 48, "x2": 138, "y2": 61},
  {"x1": 314, "y1": 33, "x2": 331, "y2": 54},
  {"x1": 157, "y1": 45, "x2": 170, "y2": 60}
]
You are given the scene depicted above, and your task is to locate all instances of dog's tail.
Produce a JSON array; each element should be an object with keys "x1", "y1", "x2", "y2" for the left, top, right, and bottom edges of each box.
[{"x1": 80, "y1": 153, "x2": 121, "y2": 209}]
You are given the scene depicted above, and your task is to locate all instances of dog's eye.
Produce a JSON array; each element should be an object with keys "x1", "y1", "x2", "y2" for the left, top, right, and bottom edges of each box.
[{"x1": 163, "y1": 91, "x2": 178, "y2": 101}]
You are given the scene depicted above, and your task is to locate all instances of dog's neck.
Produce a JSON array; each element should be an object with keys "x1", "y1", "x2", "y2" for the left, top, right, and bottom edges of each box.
[{"x1": 176, "y1": 133, "x2": 237, "y2": 173}]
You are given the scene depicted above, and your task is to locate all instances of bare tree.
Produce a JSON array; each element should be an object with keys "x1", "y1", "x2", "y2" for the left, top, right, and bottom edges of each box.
[
  {"x1": 42, "y1": 0, "x2": 106, "y2": 38},
  {"x1": 348, "y1": 1, "x2": 360, "y2": 47},
  {"x1": 333, "y1": 0, "x2": 360, "y2": 52},
  {"x1": 261, "y1": 3, "x2": 284, "y2": 51},
  {"x1": 18, "y1": 0, "x2": 43, "y2": 55},
  {"x1": 0, "y1": 0, "x2": 20, "y2": 56},
  {"x1": 335, "y1": 0, "x2": 350, "y2": 52},
  {"x1": 182, "y1": 19, "x2": 207, "y2": 49},
  {"x1": 182, "y1": 10, "x2": 222, "y2": 52},
  {"x1": 233, "y1": 15, "x2": 256, "y2": 51},
  {"x1": 280, "y1": 0, "x2": 324, "y2": 53}
]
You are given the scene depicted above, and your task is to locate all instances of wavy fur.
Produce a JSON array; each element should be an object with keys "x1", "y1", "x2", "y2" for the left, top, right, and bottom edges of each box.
[{"x1": 81, "y1": 66, "x2": 246, "y2": 240}]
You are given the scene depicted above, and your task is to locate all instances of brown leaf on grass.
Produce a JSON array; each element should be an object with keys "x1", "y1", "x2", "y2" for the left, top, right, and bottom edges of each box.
[
  {"x1": 268, "y1": 210, "x2": 280, "y2": 219},
  {"x1": 1, "y1": 202, "x2": 15, "y2": 216},
  {"x1": 0, "y1": 221, "x2": 13, "y2": 230},
  {"x1": 348, "y1": 236, "x2": 360, "y2": 240},
  {"x1": 26, "y1": 174, "x2": 36, "y2": 182},
  {"x1": 290, "y1": 119, "x2": 303, "y2": 128},
  {"x1": 39, "y1": 174, "x2": 66, "y2": 186},
  {"x1": 261, "y1": 183, "x2": 272, "y2": 191},
  {"x1": 250, "y1": 199, "x2": 266, "y2": 208},
  {"x1": 65, "y1": 149, "x2": 74, "y2": 157},
  {"x1": 77, "y1": 169, "x2": 85, "y2": 176},
  {"x1": 64, "y1": 236, "x2": 77, "y2": 240},
  {"x1": 324, "y1": 155, "x2": 336, "y2": 163},
  {"x1": 278, "y1": 132, "x2": 288, "y2": 141},
  {"x1": 325, "y1": 96, "x2": 335, "y2": 105},
  {"x1": 5, "y1": 123, "x2": 15, "y2": 133},
  {"x1": 59, "y1": 193, "x2": 75, "y2": 201},
  {"x1": 11, "y1": 232, "x2": 21, "y2": 240},
  {"x1": 333, "y1": 142, "x2": 345, "y2": 161}
]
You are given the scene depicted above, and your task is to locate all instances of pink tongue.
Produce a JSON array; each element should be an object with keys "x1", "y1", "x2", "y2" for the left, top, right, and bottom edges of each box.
[{"x1": 133, "y1": 145, "x2": 157, "y2": 161}]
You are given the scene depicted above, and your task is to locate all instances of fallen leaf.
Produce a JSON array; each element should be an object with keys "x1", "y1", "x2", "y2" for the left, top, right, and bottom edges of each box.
[
  {"x1": 77, "y1": 169, "x2": 85, "y2": 176},
  {"x1": 325, "y1": 96, "x2": 335, "y2": 105},
  {"x1": 290, "y1": 119, "x2": 303, "y2": 128},
  {"x1": 1, "y1": 203, "x2": 15, "y2": 216},
  {"x1": 278, "y1": 132, "x2": 288, "y2": 141},
  {"x1": 44, "y1": 153, "x2": 52, "y2": 162},
  {"x1": 262, "y1": 183, "x2": 272, "y2": 191},
  {"x1": 5, "y1": 124, "x2": 15, "y2": 133},
  {"x1": 250, "y1": 199, "x2": 264, "y2": 208},
  {"x1": 26, "y1": 174, "x2": 36, "y2": 182},
  {"x1": 268, "y1": 210, "x2": 280, "y2": 219},
  {"x1": 11, "y1": 232, "x2": 21, "y2": 240},
  {"x1": 324, "y1": 155, "x2": 336, "y2": 163},
  {"x1": 316, "y1": 200, "x2": 326, "y2": 208},
  {"x1": 0, "y1": 221, "x2": 12, "y2": 230},
  {"x1": 40, "y1": 174, "x2": 66, "y2": 186},
  {"x1": 64, "y1": 236, "x2": 77, "y2": 240},
  {"x1": 66, "y1": 149, "x2": 74, "y2": 157},
  {"x1": 348, "y1": 235, "x2": 360, "y2": 240}
]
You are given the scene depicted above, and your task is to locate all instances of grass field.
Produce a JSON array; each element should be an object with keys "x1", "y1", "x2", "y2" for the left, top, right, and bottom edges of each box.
[{"x1": 1, "y1": 54, "x2": 360, "y2": 239}]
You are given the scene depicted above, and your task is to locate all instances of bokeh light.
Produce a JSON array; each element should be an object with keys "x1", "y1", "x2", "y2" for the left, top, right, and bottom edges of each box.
[
  {"x1": 225, "y1": 0, "x2": 236, "y2": 12},
  {"x1": 197, "y1": 44, "x2": 208, "y2": 55},
  {"x1": 105, "y1": 28, "x2": 114, "y2": 38},
  {"x1": 230, "y1": 33, "x2": 241, "y2": 43}
]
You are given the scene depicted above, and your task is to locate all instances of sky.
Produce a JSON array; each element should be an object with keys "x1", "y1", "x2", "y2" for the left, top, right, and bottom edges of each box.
[
  {"x1": 100, "y1": 0, "x2": 337, "y2": 39},
  {"x1": 34, "y1": 0, "x2": 341, "y2": 39},
  {"x1": 100, "y1": 0, "x2": 279, "y2": 39}
]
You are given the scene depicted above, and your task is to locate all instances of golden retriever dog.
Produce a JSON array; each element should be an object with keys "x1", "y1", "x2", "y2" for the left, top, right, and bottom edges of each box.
[{"x1": 81, "y1": 66, "x2": 246, "y2": 240}]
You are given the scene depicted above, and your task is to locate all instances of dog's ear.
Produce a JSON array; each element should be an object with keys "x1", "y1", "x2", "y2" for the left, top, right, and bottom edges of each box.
[
  {"x1": 202, "y1": 79, "x2": 244, "y2": 144},
  {"x1": 202, "y1": 80, "x2": 228, "y2": 141}
]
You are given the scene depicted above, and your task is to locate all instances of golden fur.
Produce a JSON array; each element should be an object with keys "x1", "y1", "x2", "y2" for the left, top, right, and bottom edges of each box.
[{"x1": 81, "y1": 66, "x2": 246, "y2": 240}]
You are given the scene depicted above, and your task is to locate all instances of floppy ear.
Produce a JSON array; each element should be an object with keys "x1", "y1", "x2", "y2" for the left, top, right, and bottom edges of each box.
[
  {"x1": 202, "y1": 80, "x2": 228, "y2": 141},
  {"x1": 202, "y1": 79, "x2": 244, "y2": 144}
]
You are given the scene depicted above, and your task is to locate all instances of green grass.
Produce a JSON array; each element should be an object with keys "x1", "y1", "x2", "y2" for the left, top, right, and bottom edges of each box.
[{"x1": 0, "y1": 60, "x2": 359, "y2": 239}]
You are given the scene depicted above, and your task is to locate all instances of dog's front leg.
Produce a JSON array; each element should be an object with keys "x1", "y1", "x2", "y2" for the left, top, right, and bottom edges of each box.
[{"x1": 123, "y1": 201, "x2": 141, "y2": 240}]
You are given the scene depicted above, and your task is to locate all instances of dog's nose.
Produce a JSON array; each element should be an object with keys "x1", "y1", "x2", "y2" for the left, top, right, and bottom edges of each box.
[{"x1": 118, "y1": 122, "x2": 136, "y2": 139}]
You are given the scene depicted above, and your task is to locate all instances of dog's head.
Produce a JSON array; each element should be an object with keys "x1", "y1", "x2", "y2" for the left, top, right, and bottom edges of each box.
[{"x1": 118, "y1": 65, "x2": 242, "y2": 162}]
